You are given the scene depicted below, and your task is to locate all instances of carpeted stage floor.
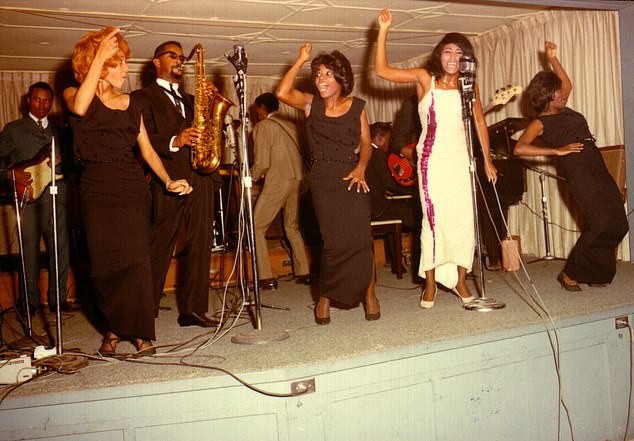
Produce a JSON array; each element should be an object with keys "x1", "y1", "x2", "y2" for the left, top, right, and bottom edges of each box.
[{"x1": 2, "y1": 258, "x2": 634, "y2": 398}]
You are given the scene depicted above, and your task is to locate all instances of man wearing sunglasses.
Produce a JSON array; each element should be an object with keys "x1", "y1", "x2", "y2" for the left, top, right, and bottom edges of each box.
[{"x1": 132, "y1": 41, "x2": 220, "y2": 328}]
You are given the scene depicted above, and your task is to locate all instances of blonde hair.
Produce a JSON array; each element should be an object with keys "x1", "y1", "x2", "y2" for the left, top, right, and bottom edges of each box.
[{"x1": 71, "y1": 26, "x2": 130, "y2": 83}]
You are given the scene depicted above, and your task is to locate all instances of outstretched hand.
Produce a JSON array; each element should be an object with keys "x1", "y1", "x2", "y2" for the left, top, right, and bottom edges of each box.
[
  {"x1": 343, "y1": 166, "x2": 369, "y2": 193},
  {"x1": 557, "y1": 142, "x2": 583, "y2": 156},
  {"x1": 378, "y1": 8, "x2": 393, "y2": 29}
]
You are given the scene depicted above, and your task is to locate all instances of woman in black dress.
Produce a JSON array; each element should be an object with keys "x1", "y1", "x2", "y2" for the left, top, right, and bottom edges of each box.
[
  {"x1": 64, "y1": 28, "x2": 191, "y2": 355},
  {"x1": 515, "y1": 42, "x2": 628, "y2": 291},
  {"x1": 276, "y1": 43, "x2": 379, "y2": 324}
]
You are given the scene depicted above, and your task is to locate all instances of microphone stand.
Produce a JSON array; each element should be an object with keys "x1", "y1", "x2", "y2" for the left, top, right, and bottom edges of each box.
[
  {"x1": 226, "y1": 48, "x2": 289, "y2": 344},
  {"x1": 11, "y1": 170, "x2": 33, "y2": 336},
  {"x1": 49, "y1": 137, "x2": 63, "y2": 353},
  {"x1": 459, "y1": 68, "x2": 505, "y2": 312},
  {"x1": 522, "y1": 162, "x2": 567, "y2": 264}
]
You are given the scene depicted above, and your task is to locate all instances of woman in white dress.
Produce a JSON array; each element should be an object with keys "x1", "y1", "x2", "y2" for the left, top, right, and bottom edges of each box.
[{"x1": 375, "y1": 8, "x2": 497, "y2": 308}]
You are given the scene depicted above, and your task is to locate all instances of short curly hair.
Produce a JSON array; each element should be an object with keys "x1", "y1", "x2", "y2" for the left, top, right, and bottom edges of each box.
[
  {"x1": 71, "y1": 26, "x2": 131, "y2": 83},
  {"x1": 524, "y1": 70, "x2": 561, "y2": 115},
  {"x1": 310, "y1": 50, "x2": 354, "y2": 96}
]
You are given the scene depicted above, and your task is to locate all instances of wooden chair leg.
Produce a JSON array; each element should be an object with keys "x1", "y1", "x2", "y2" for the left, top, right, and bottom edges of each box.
[{"x1": 395, "y1": 223, "x2": 403, "y2": 279}]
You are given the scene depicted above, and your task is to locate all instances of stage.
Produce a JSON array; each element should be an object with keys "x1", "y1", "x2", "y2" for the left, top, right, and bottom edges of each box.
[{"x1": 1, "y1": 259, "x2": 634, "y2": 440}]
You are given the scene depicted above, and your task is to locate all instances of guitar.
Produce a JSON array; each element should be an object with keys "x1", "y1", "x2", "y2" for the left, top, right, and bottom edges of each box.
[
  {"x1": 387, "y1": 84, "x2": 523, "y2": 187},
  {"x1": 11, "y1": 143, "x2": 63, "y2": 203},
  {"x1": 482, "y1": 84, "x2": 523, "y2": 114},
  {"x1": 387, "y1": 143, "x2": 417, "y2": 187}
]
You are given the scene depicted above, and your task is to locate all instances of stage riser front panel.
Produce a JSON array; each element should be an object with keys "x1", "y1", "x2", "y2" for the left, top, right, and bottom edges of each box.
[{"x1": 1, "y1": 308, "x2": 632, "y2": 441}]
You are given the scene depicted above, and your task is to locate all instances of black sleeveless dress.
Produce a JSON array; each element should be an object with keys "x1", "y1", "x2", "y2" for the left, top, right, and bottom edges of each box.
[
  {"x1": 306, "y1": 97, "x2": 373, "y2": 305},
  {"x1": 539, "y1": 107, "x2": 628, "y2": 284},
  {"x1": 73, "y1": 96, "x2": 155, "y2": 340}
]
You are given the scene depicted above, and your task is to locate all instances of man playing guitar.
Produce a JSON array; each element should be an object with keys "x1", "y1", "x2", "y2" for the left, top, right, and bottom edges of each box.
[{"x1": 0, "y1": 82, "x2": 77, "y2": 314}]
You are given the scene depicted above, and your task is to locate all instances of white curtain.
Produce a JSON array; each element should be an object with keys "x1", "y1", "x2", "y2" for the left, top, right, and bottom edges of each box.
[
  {"x1": 0, "y1": 9, "x2": 628, "y2": 260},
  {"x1": 470, "y1": 10, "x2": 628, "y2": 261}
]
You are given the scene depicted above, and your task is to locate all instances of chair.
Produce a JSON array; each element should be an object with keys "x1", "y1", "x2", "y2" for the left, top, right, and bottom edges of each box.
[{"x1": 371, "y1": 219, "x2": 403, "y2": 279}]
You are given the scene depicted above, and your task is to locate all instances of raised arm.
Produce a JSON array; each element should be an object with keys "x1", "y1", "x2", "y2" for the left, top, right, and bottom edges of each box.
[
  {"x1": 375, "y1": 8, "x2": 429, "y2": 98},
  {"x1": 276, "y1": 43, "x2": 314, "y2": 113},
  {"x1": 64, "y1": 28, "x2": 121, "y2": 116},
  {"x1": 545, "y1": 41, "x2": 572, "y2": 100}
]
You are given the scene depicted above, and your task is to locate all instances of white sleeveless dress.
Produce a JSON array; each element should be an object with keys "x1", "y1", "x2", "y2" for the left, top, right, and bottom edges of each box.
[{"x1": 416, "y1": 79, "x2": 474, "y2": 289}]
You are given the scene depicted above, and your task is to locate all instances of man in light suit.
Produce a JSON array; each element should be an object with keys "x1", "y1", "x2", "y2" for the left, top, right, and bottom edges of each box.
[
  {"x1": 251, "y1": 93, "x2": 310, "y2": 289},
  {"x1": 132, "y1": 41, "x2": 219, "y2": 328}
]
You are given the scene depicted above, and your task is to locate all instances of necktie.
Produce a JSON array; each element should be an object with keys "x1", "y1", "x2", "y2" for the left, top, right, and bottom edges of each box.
[
  {"x1": 169, "y1": 84, "x2": 184, "y2": 115},
  {"x1": 37, "y1": 119, "x2": 44, "y2": 131}
]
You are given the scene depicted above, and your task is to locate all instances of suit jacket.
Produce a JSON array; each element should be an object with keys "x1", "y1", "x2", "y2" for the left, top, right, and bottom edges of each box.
[
  {"x1": 131, "y1": 82, "x2": 194, "y2": 180},
  {"x1": 250, "y1": 112, "x2": 304, "y2": 189}
]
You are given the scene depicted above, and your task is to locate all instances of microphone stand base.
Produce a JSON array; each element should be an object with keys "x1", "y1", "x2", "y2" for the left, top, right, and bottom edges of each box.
[
  {"x1": 231, "y1": 328, "x2": 290, "y2": 345},
  {"x1": 464, "y1": 297, "x2": 506, "y2": 312}
]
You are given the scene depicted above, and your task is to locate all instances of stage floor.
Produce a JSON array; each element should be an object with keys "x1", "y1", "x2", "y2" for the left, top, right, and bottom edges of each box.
[{"x1": 2, "y1": 257, "x2": 634, "y2": 397}]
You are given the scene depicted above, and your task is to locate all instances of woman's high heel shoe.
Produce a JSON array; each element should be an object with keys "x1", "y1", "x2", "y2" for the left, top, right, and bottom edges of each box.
[
  {"x1": 98, "y1": 332, "x2": 120, "y2": 357},
  {"x1": 451, "y1": 288, "x2": 476, "y2": 304},
  {"x1": 557, "y1": 272, "x2": 582, "y2": 292},
  {"x1": 364, "y1": 298, "x2": 381, "y2": 321},
  {"x1": 419, "y1": 284, "x2": 437, "y2": 309},
  {"x1": 133, "y1": 339, "x2": 156, "y2": 356},
  {"x1": 314, "y1": 302, "x2": 331, "y2": 325}
]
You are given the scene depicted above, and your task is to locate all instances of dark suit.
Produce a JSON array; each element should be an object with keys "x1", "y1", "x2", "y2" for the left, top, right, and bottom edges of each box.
[
  {"x1": 132, "y1": 82, "x2": 218, "y2": 316},
  {"x1": 0, "y1": 115, "x2": 70, "y2": 308}
]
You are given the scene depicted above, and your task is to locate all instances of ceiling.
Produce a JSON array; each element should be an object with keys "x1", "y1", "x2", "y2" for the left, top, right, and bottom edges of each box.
[
  {"x1": 0, "y1": 1, "x2": 630, "y2": 78},
  {"x1": 0, "y1": 0, "x2": 554, "y2": 78}
]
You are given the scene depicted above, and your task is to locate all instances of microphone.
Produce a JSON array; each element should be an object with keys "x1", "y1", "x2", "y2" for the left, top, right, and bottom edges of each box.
[
  {"x1": 459, "y1": 55, "x2": 476, "y2": 79},
  {"x1": 459, "y1": 55, "x2": 476, "y2": 101},
  {"x1": 226, "y1": 44, "x2": 248, "y2": 73},
  {"x1": 224, "y1": 114, "x2": 237, "y2": 148}
]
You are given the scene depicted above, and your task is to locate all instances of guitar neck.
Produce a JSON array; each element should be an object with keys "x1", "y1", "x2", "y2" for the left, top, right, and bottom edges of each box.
[{"x1": 482, "y1": 101, "x2": 495, "y2": 115}]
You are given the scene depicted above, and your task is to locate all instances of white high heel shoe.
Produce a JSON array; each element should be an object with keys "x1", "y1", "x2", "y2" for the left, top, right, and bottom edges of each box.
[
  {"x1": 419, "y1": 284, "x2": 438, "y2": 309},
  {"x1": 451, "y1": 287, "x2": 475, "y2": 304}
]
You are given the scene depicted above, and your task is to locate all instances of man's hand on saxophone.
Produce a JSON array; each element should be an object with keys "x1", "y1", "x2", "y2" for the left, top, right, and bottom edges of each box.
[{"x1": 173, "y1": 126, "x2": 202, "y2": 149}]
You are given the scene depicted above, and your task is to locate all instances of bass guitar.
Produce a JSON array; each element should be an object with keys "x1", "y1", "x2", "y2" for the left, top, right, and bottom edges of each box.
[
  {"x1": 482, "y1": 84, "x2": 523, "y2": 114},
  {"x1": 387, "y1": 84, "x2": 523, "y2": 187},
  {"x1": 11, "y1": 142, "x2": 63, "y2": 203},
  {"x1": 387, "y1": 143, "x2": 417, "y2": 187}
]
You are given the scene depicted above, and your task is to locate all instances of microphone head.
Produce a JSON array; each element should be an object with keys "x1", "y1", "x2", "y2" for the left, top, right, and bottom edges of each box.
[{"x1": 459, "y1": 55, "x2": 476, "y2": 75}]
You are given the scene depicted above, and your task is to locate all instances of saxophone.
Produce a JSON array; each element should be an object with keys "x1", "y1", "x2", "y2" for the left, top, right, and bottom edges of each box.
[{"x1": 189, "y1": 44, "x2": 234, "y2": 174}]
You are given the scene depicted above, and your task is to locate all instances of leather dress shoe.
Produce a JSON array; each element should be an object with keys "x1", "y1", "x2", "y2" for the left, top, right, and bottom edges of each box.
[
  {"x1": 295, "y1": 274, "x2": 312, "y2": 285},
  {"x1": 177, "y1": 312, "x2": 219, "y2": 328},
  {"x1": 49, "y1": 301, "x2": 81, "y2": 313},
  {"x1": 259, "y1": 278, "x2": 278, "y2": 290}
]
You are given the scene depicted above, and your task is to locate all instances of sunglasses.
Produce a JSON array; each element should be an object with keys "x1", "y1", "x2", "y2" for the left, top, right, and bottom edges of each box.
[{"x1": 156, "y1": 51, "x2": 187, "y2": 63}]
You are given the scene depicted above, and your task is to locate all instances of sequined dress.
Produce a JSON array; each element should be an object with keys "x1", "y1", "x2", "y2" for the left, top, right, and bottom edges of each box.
[{"x1": 416, "y1": 79, "x2": 474, "y2": 289}]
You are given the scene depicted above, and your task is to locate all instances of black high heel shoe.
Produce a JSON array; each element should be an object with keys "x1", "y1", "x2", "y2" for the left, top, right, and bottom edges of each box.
[
  {"x1": 364, "y1": 299, "x2": 381, "y2": 321},
  {"x1": 557, "y1": 272, "x2": 582, "y2": 292},
  {"x1": 314, "y1": 303, "x2": 331, "y2": 325}
]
